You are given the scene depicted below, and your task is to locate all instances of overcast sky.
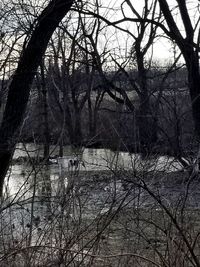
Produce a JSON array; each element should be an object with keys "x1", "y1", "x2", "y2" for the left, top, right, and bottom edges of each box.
[{"x1": 97, "y1": 0, "x2": 199, "y2": 63}]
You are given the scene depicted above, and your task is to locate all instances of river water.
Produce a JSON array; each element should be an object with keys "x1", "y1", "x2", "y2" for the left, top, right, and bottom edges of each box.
[
  {"x1": 5, "y1": 143, "x2": 182, "y2": 194},
  {"x1": 13, "y1": 143, "x2": 182, "y2": 170},
  {"x1": 1, "y1": 143, "x2": 200, "y2": 266},
  {"x1": 3, "y1": 142, "x2": 182, "y2": 197}
]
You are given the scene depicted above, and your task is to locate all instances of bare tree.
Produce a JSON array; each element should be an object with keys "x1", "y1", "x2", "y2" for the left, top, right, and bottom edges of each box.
[
  {"x1": 77, "y1": 0, "x2": 200, "y2": 161},
  {"x1": 0, "y1": 0, "x2": 74, "y2": 196},
  {"x1": 47, "y1": 26, "x2": 89, "y2": 147},
  {"x1": 120, "y1": 0, "x2": 161, "y2": 155},
  {"x1": 157, "y1": 0, "x2": 200, "y2": 142},
  {"x1": 47, "y1": 10, "x2": 108, "y2": 148}
]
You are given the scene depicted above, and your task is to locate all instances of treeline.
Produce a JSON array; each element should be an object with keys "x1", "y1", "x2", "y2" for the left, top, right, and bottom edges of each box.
[{"x1": 17, "y1": 65, "x2": 194, "y2": 158}]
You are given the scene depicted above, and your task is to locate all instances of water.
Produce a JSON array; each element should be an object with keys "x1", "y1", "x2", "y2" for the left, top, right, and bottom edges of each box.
[
  {"x1": 6, "y1": 143, "x2": 183, "y2": 196},
  {"x1": 3, "y1": 142, "x2": 184, "y2": 210},
  {"x1": 2, "y1": 142, "x2": 185, "y2": 224},
  {"x1": 13, "y1": 143, "x2": 182, "y2": 172},
  {"x1": 1, "y1": 143, "x2": 200, "y2": 265},
  {"x1": 0, "y1": 143, "x2": 182, "y2": 215}
]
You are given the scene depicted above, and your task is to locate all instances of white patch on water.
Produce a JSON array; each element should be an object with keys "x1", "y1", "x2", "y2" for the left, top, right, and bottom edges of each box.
[
  {"x1": 13, "y1": 143, "x2": 183, "y2": 172},
  {"x1": 5, "y1": 143, "x2": 183, "y2": 199}
]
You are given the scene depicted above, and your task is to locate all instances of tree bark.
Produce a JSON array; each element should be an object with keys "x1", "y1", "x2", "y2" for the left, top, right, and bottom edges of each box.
[
  {"x1": 40, "y1": 63, "x2": 50, "y2": 159},
  {"x1": 158, "y1": 0, "x2": 200, "y2": 141},
  {"x1": 0, "y1": 0, "x2": 74, "y2": 196},
  {"x1": 135, "y1": 44, "x2": 157, "y2": 156},
  {"x1": 184, "y1": 50, "x2": 200, "y2": 139}
]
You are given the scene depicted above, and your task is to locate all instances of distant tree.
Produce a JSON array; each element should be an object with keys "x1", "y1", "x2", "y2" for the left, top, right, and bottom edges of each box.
[
  {"x1": 47, "y1": 25, "x2": 89, "y2": 147},
  {"x1": 79, "y1": 0, "x2": 200, "y2": 159},
  {"x1": 47, "y1": 9, "x2": 107, "y2": 148},
  {"x1": 80, "y1": 0, "x2": 161, "y2": 155},
  {"x1": 121, "y1": 0, "x2": 161, "y2": 155},
  {"x1": 0, "y1": 0, "x2": 74, "y2": 196},
  {"x1": 36, "y1": 60, "x2": 50, "y2": 159}
]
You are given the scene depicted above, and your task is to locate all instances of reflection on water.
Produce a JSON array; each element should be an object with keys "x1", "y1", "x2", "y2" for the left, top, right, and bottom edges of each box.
[
  {"x1": 2, "y1": 143, "x2": 199, "y2": 265},
  {"x1": 13, "y1": 143, "x2": 182, "y2": 171},
  {"x1": 5, "y1": 144, "x2": 180, "y2": 197},
  {"x1": 7, "y1": 143, "x2": 183, "y2": 198}
]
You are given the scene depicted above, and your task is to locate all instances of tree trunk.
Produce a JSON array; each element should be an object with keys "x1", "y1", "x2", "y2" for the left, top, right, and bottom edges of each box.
[
  {"x1": 64, "y1": 101, "x2": 74, "y2": 145},
  {"x1": 0, "y1": 0, "x2": 74, "y2": 196},
  {"x1": 88, "y1": 98, "x2": 98, "y2": 140},
  {"x1": 88, "y1": 95, "x2": 93, "y2": 138},
  {"x1": 158, "y1": 0, "x2": 200, "y2": 142},
  {"x1": 184, "y1": 51, "x2": 200, "y2": 140},
  {"x1": 138, "y1": 98, "x2": 157, "y2": 157},
  {"x1": 40, "y1": 63, "x2": 50, "y2": 159},
  {"x1": 59, "y1": 139, "x2": 64, "y2": 157},
  {"x1": 73, "y1": 109, "x2": 83, "y2": 147},
  {"x1": 136, "y1": 49, "x2": 157, "y2": 156}
]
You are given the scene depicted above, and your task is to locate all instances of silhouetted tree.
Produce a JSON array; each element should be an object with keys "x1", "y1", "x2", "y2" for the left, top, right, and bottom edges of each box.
[
  {"x1": 158, "y1": 0, "x2": 200, "y2": 141},
  {"x1": 0, "y1": 0, "x2": 74, "y2": 196}
]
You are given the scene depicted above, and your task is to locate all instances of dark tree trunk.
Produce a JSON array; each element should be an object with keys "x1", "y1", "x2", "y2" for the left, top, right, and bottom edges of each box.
[
  {"x1": 88, "y1": 96, "x2": 93, "y2": 138},
  {"x1": 64, "y1": 102, "x2": 74, "y2": 145},
  {"x1": 88, "y1": 100, "x2": 98, "y2": 140},
  {"x1": 73, "y1": 109, "x2": 83, "y2": 147},
  {"x1": 91, "y1": 111, "x2": 97, "y2": 138},
  {"x1": 136, "y1": 49, "x2": 157, "y2": 156},
  {"x1": 138, "y1": 99, "x2": 157, "y2": 157},
  {"x1": 184, "y1": 51, "x2": 200, "y2": 140},
  {"x1": 40, "y1": 63, "x2": 50, "y2": 159},
  {"x1": 158, "y1": 0, "x2": 200, "y2": 143},
  {"x1": 0, "y1": 0, "x2": 74, "y2": 196},
  {"x1": 64, "y1": 105, "x2": 83, "y2": 147},
  {"x1": 59, "y1": 139, "x2": 64, "y2": 157}
]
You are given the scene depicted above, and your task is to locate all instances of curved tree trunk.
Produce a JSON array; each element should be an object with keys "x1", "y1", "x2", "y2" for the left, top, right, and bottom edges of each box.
[
  {"x1": 158, "y1": 0, "x2": 200, "y2": 141},
  {"x1": 0, "y1": 0, "x2": 74, "y2": 196}
]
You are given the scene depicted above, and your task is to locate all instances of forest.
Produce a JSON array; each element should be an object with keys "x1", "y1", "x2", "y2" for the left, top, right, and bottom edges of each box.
[{"x1": 0, "y1": 0, "x2": 200, "y2": 266}]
